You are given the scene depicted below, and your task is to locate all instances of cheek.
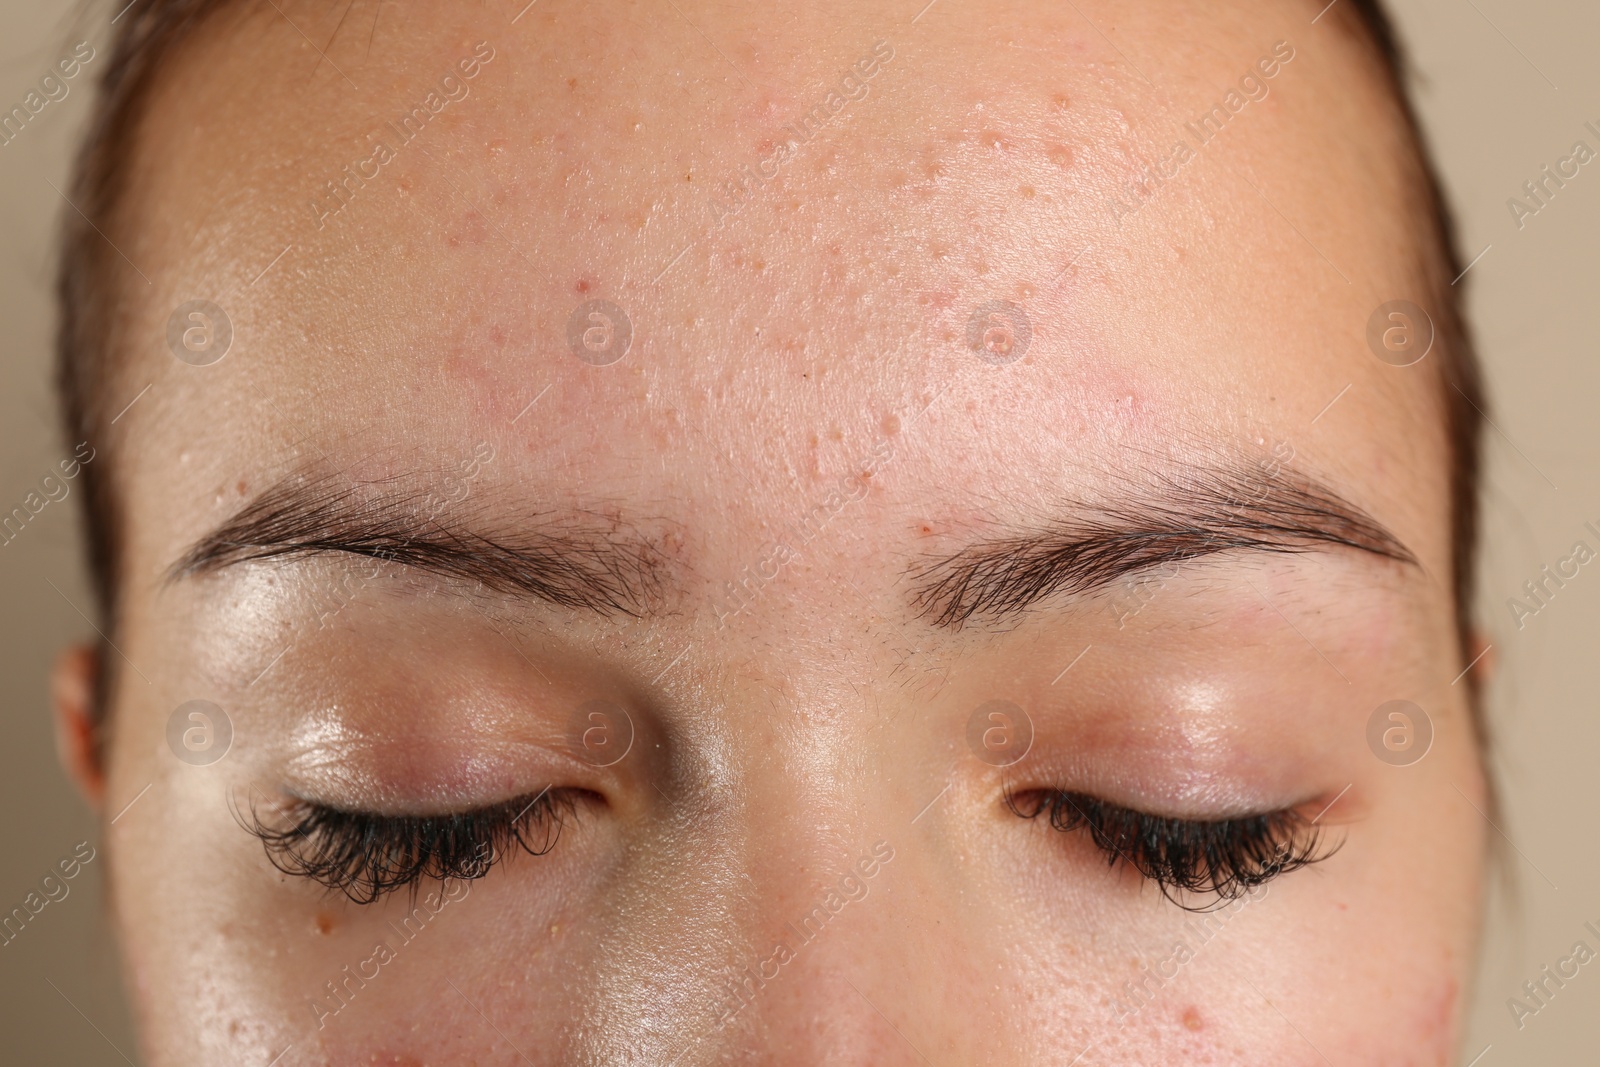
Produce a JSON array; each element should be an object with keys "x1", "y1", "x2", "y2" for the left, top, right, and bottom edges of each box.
[
  {"x1": 1062, "y1": 963, "x2": 1460, "y2": 1067},
  {"x1": 989, "y1": 829, "x2": 1476, "y2": 1066},
  {"x1": 1416, "y1": 976, "x2": 1460, "y2": 1060}
]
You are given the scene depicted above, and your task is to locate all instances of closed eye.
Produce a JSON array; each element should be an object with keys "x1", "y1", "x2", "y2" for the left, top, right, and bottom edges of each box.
[
  {"x1": 237, "y1": 787, "x2": 587, "y2": 904},
  {"x1": 1008, "y1": 788, "x2": 1336, "y2": 909}
]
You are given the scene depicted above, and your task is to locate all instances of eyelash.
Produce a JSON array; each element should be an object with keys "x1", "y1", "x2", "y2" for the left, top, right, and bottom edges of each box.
[
  {"x1": 239, "y1": 786, "x2": 1326, "y2": 906},
  {"x1": 239, "y1": 788, "x2": 578, "y2": 905},
  {"x1": 1007, "y1": 789, "x2": 1334, "y2": 906}
]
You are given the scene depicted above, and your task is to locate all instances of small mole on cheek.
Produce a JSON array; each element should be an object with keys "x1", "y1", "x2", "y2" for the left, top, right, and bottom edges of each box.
[
  {"x1": 575, "y1": 278, "x2": 592, "y2": 294},
  {"x1": 1181, "y1": 1005, "x2": 1204, "y2": 1031},
  {"x1": 235, "y1": 479, "x2": 247, "y2": 496},
  {"x1": 315, "y1": 911, "x2": 335, "y2": 936}
]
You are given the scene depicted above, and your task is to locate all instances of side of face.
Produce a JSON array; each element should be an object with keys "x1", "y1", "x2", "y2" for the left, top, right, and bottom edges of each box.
[{"x1": 68, "y1": 1, "x2": 1483, "y2": 1063}]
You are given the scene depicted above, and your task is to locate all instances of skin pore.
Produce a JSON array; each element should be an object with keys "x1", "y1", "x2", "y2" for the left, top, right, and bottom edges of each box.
[{"x1": 52, "y1": 1, "x2": 1486, "y2": 1064}]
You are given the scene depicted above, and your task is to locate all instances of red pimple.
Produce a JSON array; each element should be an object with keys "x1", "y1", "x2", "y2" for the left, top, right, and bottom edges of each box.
[{"x1": 1181, "y1": 1005, "x2": 1204, "y2": 1031}]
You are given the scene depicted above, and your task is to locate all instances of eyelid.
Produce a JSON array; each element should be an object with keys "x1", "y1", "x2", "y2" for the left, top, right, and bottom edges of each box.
[
  {"x1": 1008, "y1": 788, "x2": 1336, "y2": 907},
  {"x1": 277, "y1": 702, "x2": 630, "y2": 818},
  {"x1": 236, "y1": 787, "x2": 584, "y2": 904}
]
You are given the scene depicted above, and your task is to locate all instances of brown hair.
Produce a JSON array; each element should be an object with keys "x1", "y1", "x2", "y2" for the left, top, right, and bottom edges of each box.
[
  {"x1": 56, "y1": 0, "x2": 249, "y2": 725},
  {"x1": 56, "y1": 0, "x2": 1487, "y2": 726}
]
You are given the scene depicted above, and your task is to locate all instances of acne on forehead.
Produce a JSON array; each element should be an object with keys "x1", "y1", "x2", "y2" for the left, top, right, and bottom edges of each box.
[{"x1": 124, "y1": 3, "x2": 1442, "y2": 528}]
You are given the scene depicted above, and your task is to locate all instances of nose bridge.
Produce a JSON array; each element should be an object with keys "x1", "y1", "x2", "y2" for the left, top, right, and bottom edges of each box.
[
  {"x1": 721, "y1": 838, "x2": 921, "y2": 1064},
  {"x1": 690, "y1": 694, "x2": 996, "y2": 1064},
  {"x1": 560, "y1": 669, "x2": 884, "y2": 1060},
  {"x1": 570, "y1": 658, "x2": 1026, "y2": 1065},
  {"x1": 579, "y1": 629, "x2": 1014, "y2": 1064},
  {"x1": 713, "y1": 817, "x2": 1023, "y2": 1067}
]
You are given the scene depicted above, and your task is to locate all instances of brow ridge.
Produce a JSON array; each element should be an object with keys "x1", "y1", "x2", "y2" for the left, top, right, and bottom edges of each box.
[
  {"x1": 171, "y1": 474, "x2": 665, "y2": 616},
  {"x1": 910, "y1": 465, "x2": 1417, "y2": 628}
]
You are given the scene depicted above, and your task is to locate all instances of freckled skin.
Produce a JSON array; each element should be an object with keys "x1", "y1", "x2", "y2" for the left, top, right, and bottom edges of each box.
[{"x1": 61, "y1": 1, "x2": 1484, "y2": 1065}]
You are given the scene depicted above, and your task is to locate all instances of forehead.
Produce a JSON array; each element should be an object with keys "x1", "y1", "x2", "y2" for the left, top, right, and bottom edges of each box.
[{"x1": 113, "y1": 0, "x2": 1447, "y2": 575}]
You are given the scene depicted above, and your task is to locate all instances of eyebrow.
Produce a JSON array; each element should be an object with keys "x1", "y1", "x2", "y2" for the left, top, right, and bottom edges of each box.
[
  {"x1": 170, "y1": 474, "x2": 666, "y2": 616},
  {"x1": 910, "y1": 462, "x2": 1418, "y2": 629}
]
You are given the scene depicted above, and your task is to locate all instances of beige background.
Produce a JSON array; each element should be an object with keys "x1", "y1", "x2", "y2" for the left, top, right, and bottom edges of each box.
[{"x1": 1, "y1": 0, "x2": 1595, "y2": 1062}]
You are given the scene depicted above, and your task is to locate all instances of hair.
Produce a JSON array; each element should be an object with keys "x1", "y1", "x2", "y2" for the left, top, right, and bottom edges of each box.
[{"x1": 55, "y1": 0, "x2": 1488, "y2": 733}]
